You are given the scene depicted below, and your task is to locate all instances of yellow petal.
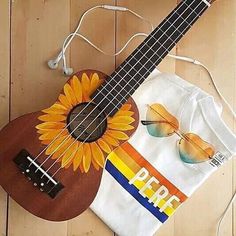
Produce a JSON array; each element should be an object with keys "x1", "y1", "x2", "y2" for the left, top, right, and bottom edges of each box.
[
  {"x1": 114, "y1": 110, "x2": 134, "y2": 117},
  {"x1": 61, "y1": 141, "x2": 78, "y2": 168},
  {"x1": 70, "y1": 75, "x2": 82, "y2": 103},
  {"x1": 64, "y1": 83, "x2": 77, "y2": 106},
  {"x1": 108, "y1": 123, "x2": 134, "y2": 131},
  {"x1": 83, "y1": 143, "x2": 92, "y2": 173},
  {"x1": 102, "y1": 134, "x2": 120, "y2": 147},
  {"x1": 73, "y1": 145, "x2": 83, "y2": 171},
  {"x1": 106, "y1": 130, "x2": 129, "y2": 140},
  {"x1": 92, "y1": 158, "x2": 100, "y2": 171},
  {"x1": 108, "y1": 116, "x2": 135, "y2": 125},
  {"x1": 37, "y1": 129, "x2": 52, "y2": 135},
  {"x1": 45, "y1": 135, "x2": 69, "y2": 155},
  {"x1": 39, "y1": 129, "x2": 67, "y2": 141},
  {"x1": 90, "y1": 73, "x2": 102, "y2": 93},
  {"x1": 38, "y1": 114, "x2": 66, "y2": 122},
  {"x1": 80, "y1": 164, "x2": 85, "y2": 173},
  {"x1": 90, "y1": 142, "x2": 105, "y2": 168},
  {"x1": 58, "y1": 94, "x2": 72, "y2": 109},
  {"x1": 121, "y1": 104, "x2": 132, "y2": 111},
  {"x1": 51, "y1": 137, "x2": 72, "y2": 160},
  {"x1": 41, "y1": 140, "x2": 51, "y2": 145},
  {"x1": 36, "y1": 122, "x2": 65, "y2": 130},
  {"x1": 97, "y1": 139, "x2": 111, "y2": 154},
  {"x1": 42, "y1": 103, "x2": 67, "y2": 115},
  {"x1": 81, "y1": 73, "x2": 91, "y2": 99}
]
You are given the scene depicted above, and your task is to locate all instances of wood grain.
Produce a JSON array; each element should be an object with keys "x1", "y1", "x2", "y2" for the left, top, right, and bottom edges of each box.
[
  {"x1": 0, "y1": 0, "x2": 10, "y2": 235},
  {"x1": 8, "y1": 0, "x2": 70, "y2": 235},
  {"x1": 67, "y1": 1, "x2": 116, "y2": 235},
  {"x1": 114, "y1": 2, "x2": 177, "y2": 234},
  {"x1": 174, "y1": 1, "x2": 236, "y2": 236},
  {"x1": 0, "y1": 0, "x2": 235, "y2": 235}
]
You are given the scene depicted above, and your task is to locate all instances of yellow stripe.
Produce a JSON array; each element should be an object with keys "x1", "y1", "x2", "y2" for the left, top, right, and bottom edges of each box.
[
  {"x1": 114, "y1": 147, "x2": 181, "y2": 209},
  {"x1": 108, "y1": 152, "x2": 176, "y2": 216}
]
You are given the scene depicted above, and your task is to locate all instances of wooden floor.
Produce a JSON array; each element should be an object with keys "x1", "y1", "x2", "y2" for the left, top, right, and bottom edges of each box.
[{"x1": 0, "y1": 0, "x2": 235, "y2": 235}]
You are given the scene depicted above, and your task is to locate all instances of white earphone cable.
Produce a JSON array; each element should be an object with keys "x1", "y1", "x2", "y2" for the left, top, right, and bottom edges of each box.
[{"x1": 47, "y1": 5, "x2": 236, "y2": 236}]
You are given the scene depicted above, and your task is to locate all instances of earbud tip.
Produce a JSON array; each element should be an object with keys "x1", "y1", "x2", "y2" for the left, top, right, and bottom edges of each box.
[
  {"x1": 63, "y1": 68, "x2": 73, "y2": 76},
  {"x1": 48, "y1": 60, "x2": 58, "y2": 69}
]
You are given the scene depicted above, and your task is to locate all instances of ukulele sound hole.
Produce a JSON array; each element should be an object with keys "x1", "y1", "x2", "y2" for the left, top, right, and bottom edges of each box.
[{"x1": 67, "y1": 102, "x2": 107, "y2": 142}]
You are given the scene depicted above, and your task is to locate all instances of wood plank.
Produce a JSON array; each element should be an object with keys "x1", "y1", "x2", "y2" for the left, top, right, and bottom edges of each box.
[
  {"x1": 0, "y1": 0, "x2": 10, "y2": 235},
  {"x1": 116, "y1": 0, "x2": 177, "y2": 73},
  {"x1": 115, "y1": 1, "x2": 176, "y2": 236},
  {"x1": 68, "y1": 0, "x2": 115, "y2": 235},
  {"x1": 8, "y1": 0, "x2": 70, "y2": 235},
  {"x1": 174, "y1": 1, "x2": 236, "y2": 236},
  {"x1": 68, "y1": 209, "x2": 114, "y2": 236}
]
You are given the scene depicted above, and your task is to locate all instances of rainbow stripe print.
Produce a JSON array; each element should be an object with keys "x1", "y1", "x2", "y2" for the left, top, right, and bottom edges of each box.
[{"x1": 105, "y1": 142, "x2": 187, "y2": 223}]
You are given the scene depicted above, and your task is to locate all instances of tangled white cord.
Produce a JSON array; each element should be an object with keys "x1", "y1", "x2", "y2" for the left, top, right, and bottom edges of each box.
[{"x1": 47, "y1": 4, "x2": 236, "y2": 236}]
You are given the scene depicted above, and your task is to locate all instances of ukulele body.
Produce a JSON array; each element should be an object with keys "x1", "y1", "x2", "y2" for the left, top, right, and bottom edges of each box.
[{"x1": 0, "y1": 70, "x2": 139, "y2": 221}]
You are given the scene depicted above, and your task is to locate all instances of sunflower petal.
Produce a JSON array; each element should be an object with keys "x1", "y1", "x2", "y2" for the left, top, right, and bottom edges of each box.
[
  {"x1": 121, "y1": 104, "x2": 132, "y2": 111},
  {"x1": 92, "y1": 158, "x2": 100, "y2": 171},
  {"x1": 41, "y1": 140, "x2": 51, "y2": 145},
  {"x1": 97, "y1": 139, "x2": 111, "y2": 153},
  {"x1": 70, "y1": 75, "x2": 82, "y2": 103},
  {"x1": 106, "y1": 130, "x2": 129, "y2": 140},
  {"x1": 73, "y1": 145, "x2": 83, "y2": 171},
  {"x1": 51, "y1": 137, "x2": 72, "y2": 160},
  {"x1": 36, "y1": 122, "x2": 65, "y2": 130},
  {"x1": 37, "y1": 129, "x2": 53, "y2": 135},
  {"x1": 58, "y1": 94, "x2": 73, "y2": 109},
  {"x1": 83, "y1": 143, "x2": 92, "y2": 173},
  {"x1": 114, "y1": 110, "x2": 134, "y2": 117},
  {"x1": 90, "y1": 142, "x2": 105, "y2": 168},
  {"x1": 90, "y1": 73, "x2": 101, "y2": 93},
  {"x1": 39, "y1": 129, "x2": 67, "y2": 141},
  {"x1": 38, "y1": 114, "x2": 66, "y2": 122},
  {"x1": 42, "y1": 103, "x2": 67, "y2": 115},
  {"x1": 108, "y1": 123, "x2": 134, "y2": 131},
  {"x1": 102, "y1": 134, "x2": 120, "y2": 147},
  {"x1": 81, "y1": 73, "x2": 91, "y2": 99},
  {"x1": 108, "y1": 116, "x2": 135, "y2": 125},
  {"x1": 80, "y1": 164, "x2": 85, "y2": 173},
  {"x1": 45, "y1": 136, "x2": 69, "y2": 155},
  {"x1": 61, "y1": 141, "x2": 78, "y2": 168},
  {"x1": 64, "y1": 83, "x2": 77, "y2": 106}
]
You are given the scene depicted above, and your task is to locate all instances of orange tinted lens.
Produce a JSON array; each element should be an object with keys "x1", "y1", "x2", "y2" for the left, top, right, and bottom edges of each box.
[
  {"x1": 179, "y1": 133, "x2": 215, "y2": 164},
  {"x1": 142, "y1": 104, "x2": 179, "y2": 137}
]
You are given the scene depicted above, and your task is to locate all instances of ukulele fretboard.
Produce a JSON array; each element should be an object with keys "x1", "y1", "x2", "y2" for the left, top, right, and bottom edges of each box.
[{"x1": 91, "y1": 0, "x2": 211, "y2": 116}]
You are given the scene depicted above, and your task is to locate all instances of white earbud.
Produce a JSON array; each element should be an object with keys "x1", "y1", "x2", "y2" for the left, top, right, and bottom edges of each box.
[
  {"x1": 48, "y1": 59, "x2": 59, "y2": 69},
  {"x1": 63, "y1": 67, "x2": 73, "y2": 76},
  {"x1": 47, "y1": 4, "x2": 153, "y2": 77}
]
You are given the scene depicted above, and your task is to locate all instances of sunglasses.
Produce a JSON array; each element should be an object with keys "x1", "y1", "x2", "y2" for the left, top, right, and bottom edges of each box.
[{"x1": 141, "y1": 104, "x2": 215, "y2": 164}]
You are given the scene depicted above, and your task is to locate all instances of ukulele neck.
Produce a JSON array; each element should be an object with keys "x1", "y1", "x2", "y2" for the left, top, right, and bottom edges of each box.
[{"x1": 91, "y1": 0, "x2": 211, "y2": 116}]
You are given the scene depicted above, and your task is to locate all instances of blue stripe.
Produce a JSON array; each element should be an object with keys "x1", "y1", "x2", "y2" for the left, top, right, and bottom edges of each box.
[{"x1": 105, "y1": 160, "x2": 168, "y2": 223}]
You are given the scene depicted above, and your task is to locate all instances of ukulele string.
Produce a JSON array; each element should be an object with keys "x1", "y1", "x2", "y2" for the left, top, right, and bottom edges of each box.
[
  {"x1": 38, "y1": 0, "x2": 202, "y2": 175},
  {"x1": 31, "y1": 7, "x2": 155, "y2": 167},
  {"x1": 42, "y1": 0, "x2": 206, "y2": 176},
  {"x1": 44, "y1": 1, "x2": 207, "y2": 179},
  {"x1": 34, "y1": 0, "x2": 189, "y2": 171}
]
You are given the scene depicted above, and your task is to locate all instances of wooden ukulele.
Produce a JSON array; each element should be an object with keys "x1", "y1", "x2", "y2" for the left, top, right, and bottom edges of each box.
[{"x1": 0, "y1": 0, "x2": 215, "y2": 221}]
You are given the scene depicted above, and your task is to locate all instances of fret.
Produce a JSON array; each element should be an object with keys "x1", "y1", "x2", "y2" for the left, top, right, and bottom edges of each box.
[{"x1": 92, "y1": 0, "x2": 209, "y2": 116}]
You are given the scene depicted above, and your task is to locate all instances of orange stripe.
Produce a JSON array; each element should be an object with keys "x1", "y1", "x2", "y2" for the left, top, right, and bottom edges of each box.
[{"x1": 122, "y1": 142, "x2": 187, "y2": 202}]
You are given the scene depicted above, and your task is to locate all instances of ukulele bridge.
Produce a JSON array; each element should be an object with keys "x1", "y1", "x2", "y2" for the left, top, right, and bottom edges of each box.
[{"x1": 14, "y1": 149, "x2": 64, "y2": 199}]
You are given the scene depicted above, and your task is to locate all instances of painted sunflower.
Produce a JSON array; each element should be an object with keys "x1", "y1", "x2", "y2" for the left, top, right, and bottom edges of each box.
[{"x1": 36, "y1": 72, "x2": 135, "y2": 173}]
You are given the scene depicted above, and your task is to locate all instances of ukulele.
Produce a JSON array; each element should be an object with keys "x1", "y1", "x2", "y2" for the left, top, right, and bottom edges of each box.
[{"x1": 0, "y1": 0, "x2": 216, "y2": 221}]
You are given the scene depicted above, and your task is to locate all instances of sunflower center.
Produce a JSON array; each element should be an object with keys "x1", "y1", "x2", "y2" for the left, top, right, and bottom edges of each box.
[{"x1": 67, "y1": 102, "x2": 107, "y2": 143}]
